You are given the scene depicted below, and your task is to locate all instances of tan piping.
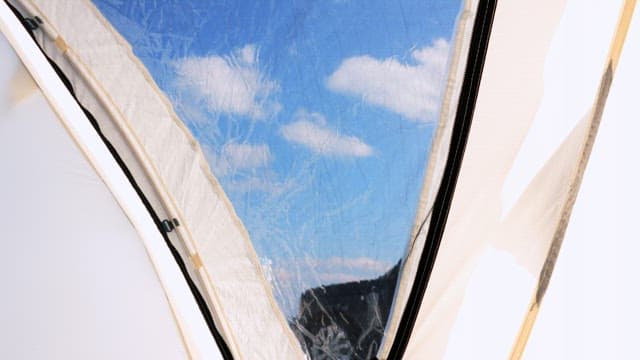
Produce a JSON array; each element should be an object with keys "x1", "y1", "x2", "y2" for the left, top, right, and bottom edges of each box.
[
  {"x1": 191, "y1": 254, "x2": 203, "y2": 269},
  {"x1": 53, "y1": 36, "x2": 67, "y2": 53}
]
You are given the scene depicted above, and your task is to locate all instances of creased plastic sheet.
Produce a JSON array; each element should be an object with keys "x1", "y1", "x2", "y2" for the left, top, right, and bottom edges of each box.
[{"x1": 61, "y1": 0, "x2": 462, "y2": 358}]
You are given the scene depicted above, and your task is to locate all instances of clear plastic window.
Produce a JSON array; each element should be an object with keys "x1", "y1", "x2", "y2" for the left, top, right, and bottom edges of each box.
[{"x1": 92, "y1": 1, "x2": 464, "y2": 357}]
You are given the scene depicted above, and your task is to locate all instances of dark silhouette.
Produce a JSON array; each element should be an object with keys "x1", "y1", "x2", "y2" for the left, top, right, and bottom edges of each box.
[{"x1": 291, "y1": 261, "x2": 401, "y2": 360}]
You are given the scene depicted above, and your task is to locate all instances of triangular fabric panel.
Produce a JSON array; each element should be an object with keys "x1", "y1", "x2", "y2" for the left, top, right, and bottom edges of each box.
[{"x1": 402, "y1": 1, "x2": 635, "y2": 358}]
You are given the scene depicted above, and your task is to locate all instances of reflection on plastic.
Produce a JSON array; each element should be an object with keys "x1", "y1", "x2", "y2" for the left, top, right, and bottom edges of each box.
[{"x1": 292, "y1": 262, "x2": 400, "y2": 359}]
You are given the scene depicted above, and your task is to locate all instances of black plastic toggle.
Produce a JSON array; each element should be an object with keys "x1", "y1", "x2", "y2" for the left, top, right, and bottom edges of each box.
[
  {"x1": 24, "y1": 16, "x2": 42, "y2": 31},
  {"x1": 161, "y1": 218, "x2": 180, "y2": 233}
]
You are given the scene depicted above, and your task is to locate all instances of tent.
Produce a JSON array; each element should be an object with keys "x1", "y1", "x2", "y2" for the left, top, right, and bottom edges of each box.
[{"x1": 0, "y1": 0, "x2": 637, "y2": 359}]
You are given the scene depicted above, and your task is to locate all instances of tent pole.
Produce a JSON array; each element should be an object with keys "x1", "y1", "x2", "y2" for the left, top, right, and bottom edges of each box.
[{"x1": 509, "y1": 1, "x2": 636, "y2": 358}]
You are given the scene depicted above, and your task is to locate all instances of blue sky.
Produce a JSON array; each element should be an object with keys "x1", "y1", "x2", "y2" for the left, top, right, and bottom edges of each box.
[{"x1": 93, "y1": 0, "x2": 462, "y2": 314}]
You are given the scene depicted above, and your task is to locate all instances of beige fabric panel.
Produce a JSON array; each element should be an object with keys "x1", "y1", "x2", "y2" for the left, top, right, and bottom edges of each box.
[
  {"x1": 404, "y1": 1, "x2": 626, "y2": 359},
  {"x1": 377, "y1": 1, "x2": 479, "y2": 357},
  {"x1": 403, "y1": 1, "x2": 568, "y2": 358},
  {"x1": 12, "y1": 0, "x2": 305, "y2": 358}
]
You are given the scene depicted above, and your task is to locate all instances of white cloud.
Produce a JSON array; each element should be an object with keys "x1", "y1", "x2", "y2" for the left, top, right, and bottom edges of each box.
[
  {"x1": 280, "y1": 110, "x2": 373, "y2": 157},
  {"x1": 205, "y1": 142, "x2": 272, "y2": 177},
  {"x1": 327, "y1": 38, "x2": 450, "y2": 122},
  {"x1": 174, "y1": 44, "x2": 280, "y2": 119}
]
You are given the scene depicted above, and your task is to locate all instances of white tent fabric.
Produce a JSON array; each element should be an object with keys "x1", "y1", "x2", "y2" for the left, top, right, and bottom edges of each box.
[
  {"x1": 4, "y1": 0, "x2": 305, "y2": 358},
  {"x1": 524, "y1": 3, "x2": 640, "y2": 358},
  {"x1": 0, "y1": 6, "x2": 221, "y2": 358},
  {"x1": 401, "y1": 0, "x2": 633, "y2": 359}
]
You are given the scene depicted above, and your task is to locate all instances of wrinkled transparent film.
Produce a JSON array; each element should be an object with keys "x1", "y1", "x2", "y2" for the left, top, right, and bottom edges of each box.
[{"x1": 91, "y1": 1, "x2": 463, "y2": 357}]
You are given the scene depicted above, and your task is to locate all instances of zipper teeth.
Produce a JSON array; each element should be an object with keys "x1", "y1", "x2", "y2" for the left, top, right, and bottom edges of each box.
[{"x1": 385, "y1": 1, "x2": 497, "y2": 358}]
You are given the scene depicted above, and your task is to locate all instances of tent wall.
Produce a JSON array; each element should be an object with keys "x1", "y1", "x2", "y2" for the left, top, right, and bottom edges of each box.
[
  {"x1": 0, "y1": 4, "x2": 221, "y2": 358},
  {"x1": 524, "y1": 3, "x2": 640, "y2": 358},
  {"x1": 6, "y1": 0, "x2": 305, "y2": 358},
  {"x1": 400, "y1": 0, "x2": 632, "y2": 358}
]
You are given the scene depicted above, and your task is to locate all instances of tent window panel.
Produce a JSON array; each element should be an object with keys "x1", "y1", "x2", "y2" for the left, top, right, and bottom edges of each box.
[{"x1": 91, "y1": 1, "x2": 465, "y2": 358}]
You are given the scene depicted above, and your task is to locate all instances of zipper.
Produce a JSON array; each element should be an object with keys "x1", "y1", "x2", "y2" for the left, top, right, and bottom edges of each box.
[{"x1": 384, "y1": 1, "x2": 497, "y2": 358}]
